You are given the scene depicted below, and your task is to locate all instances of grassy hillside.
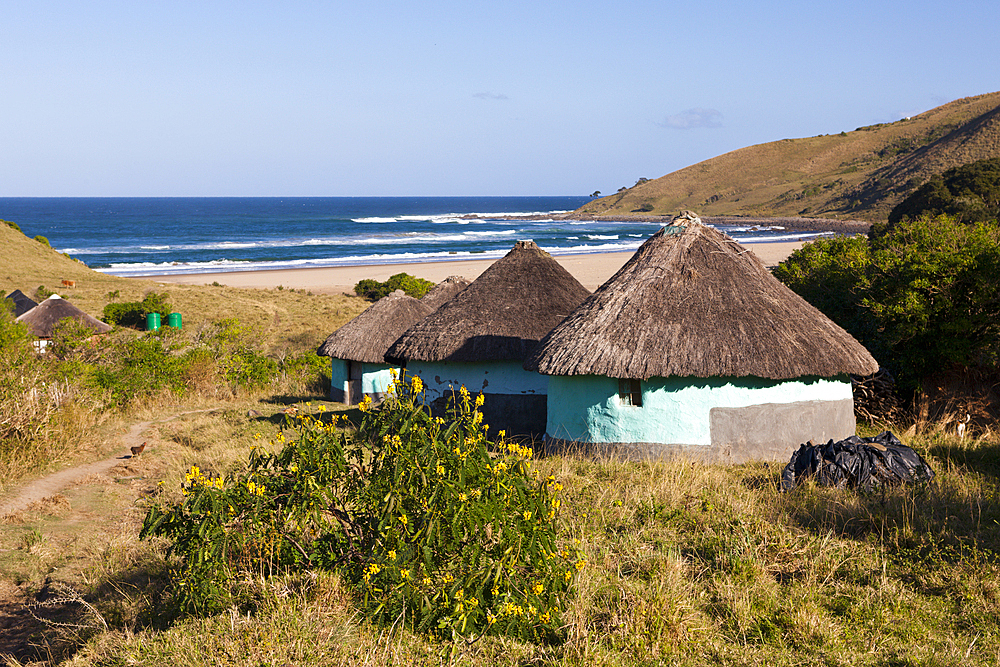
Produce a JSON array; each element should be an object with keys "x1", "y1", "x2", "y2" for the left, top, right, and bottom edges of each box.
[
  {"x1": 1, "y1": 221, "x2": 367, "y2": 355},
  {"x1": 578, "y1": 92, "x2": 1000, "y2": 222}
]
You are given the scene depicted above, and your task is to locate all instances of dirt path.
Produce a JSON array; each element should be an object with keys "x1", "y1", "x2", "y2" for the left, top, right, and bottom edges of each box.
[{"x1": 0, "y1": 407, "x2": 223, "y2": 519}]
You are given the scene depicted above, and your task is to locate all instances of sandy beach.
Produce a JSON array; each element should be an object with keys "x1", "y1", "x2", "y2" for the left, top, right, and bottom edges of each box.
[{"x1": 149, "y1": 240, "x2": 806, "y2": 295}]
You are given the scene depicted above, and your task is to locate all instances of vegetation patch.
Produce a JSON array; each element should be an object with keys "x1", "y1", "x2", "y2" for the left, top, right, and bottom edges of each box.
[{"x1": 354, "y1": 272, "x2": 434, "y2": 301}]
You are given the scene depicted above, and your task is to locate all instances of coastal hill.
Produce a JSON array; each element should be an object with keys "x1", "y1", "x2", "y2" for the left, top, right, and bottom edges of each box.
[{"x1": 576, "y1": 91, "x2": 1000, "y2": 222}]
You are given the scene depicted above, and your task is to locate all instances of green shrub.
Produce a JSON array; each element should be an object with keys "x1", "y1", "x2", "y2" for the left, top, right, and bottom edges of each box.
[
  {"x1": 886, "y1": 157, "x2": 1000, "y2": 230},
  {"x1": 0, "y1": 307, "x2": 53, "y2": 442},
  {"x1": 35, "y1": 285, "x2": 54, "y2": 301},
  {"x1": 102, "y1": 292, "x2": 173, "y2": 329},
  {"x1": 34, "y1": 235, "x2": 50, "y2": 247},
  {"x1": 142, "y1": 375, "x2": 581, "y2": 640},
  {"x1": 354, "y1": 273, "x2": 434, "y2": 301},
  {"x1": 3, "y1": 219, "x2": 22, "y2": 233},
  {"x1": 775, "y1": 215, "x2": 1000, "y2": 390}
]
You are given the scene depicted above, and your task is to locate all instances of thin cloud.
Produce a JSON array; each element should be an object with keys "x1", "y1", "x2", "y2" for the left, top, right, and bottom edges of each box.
[
  {"x1": 473, "y1": 92, "x2": 509, "y2": 101},
  {"x1": 657, "y1": 108, "x2": 723, "y2": 129}
]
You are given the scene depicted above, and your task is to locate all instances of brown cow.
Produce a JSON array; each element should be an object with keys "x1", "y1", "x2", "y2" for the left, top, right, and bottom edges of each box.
[{"x1": 61, "y1": 279, "x2": 76, "y2": 288}]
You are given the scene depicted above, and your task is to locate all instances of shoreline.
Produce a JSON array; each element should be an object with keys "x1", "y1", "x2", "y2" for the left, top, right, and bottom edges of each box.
[{"x1": 145, "y1": 240, "x2": 809, "y2": 295}]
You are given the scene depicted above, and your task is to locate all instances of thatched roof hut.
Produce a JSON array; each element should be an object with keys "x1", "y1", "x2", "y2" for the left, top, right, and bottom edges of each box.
[
  {"x1": 318, "y1": 290, "x2": 433, "y2": 363},
  {"x1": 419, "y1": 275, "x2": 469, "y2": 311},
  {"x1": 16, "y1": 295, "x2": 112, "y2": 338},
  {"x1": 387, "y1": 241, "x2": 590, "y2": 364},
  {"x1": 4, "y1": 289, "x2": 38, "y2": 318},
  {"x1": 524, "y1": 212, "x2": 878, "y2": 463},
  {"x1": 525, "y1": 216, "x2": 878, "y2": 379},
  {"x1": 317, "y1": 290, "x2": 434, "y2": 405}
]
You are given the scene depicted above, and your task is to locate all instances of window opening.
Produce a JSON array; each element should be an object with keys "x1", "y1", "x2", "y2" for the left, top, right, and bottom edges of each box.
[{"x1": 618, "y1": 378, "x2": 642, "y2": 407}]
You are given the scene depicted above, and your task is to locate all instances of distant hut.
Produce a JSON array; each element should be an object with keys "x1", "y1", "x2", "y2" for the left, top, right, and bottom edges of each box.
[
  {"x1": 523, "y1": 212, "x2": 879, "y2": 463},
  {"x1": 4, "y1": 289, "x2": 38, "y2": 318},
  {"x1": 419, "y1": 275, "x2": 469, "y2": 310},
  {"x1": 317, "y1": 290, "x2": 433, "y2": 405},
  {"x1": 386, "y1": 241, "x2": 590, "y2": 438},
  {"x1": 16, "y1": 295, "x2": 112, "y2": 351}
]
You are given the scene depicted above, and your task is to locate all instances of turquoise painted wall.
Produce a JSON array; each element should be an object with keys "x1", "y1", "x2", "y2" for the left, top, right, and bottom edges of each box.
[
  {"x1": 546, "y1": 374, "x2": 853, "y2": 445},
  {"x1": 330, "y1": 358, "x2": 349, "y2": 401},
  {"x1": 362, "y1": 363, "x2": 396, "y2": 396},
  {"x1": 406, "y1": 360, "x2": 548, "y2": 401}
]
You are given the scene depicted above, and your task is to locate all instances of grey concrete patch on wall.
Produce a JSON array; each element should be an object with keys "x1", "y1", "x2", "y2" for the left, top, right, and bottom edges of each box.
[{"x1": 709, "y1": 398, "x2": 856, "y2": 464}]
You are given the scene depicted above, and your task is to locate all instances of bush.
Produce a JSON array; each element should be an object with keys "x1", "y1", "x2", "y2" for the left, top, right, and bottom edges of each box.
[
  {"x1": 354, "y1": 273, "x2": 434, "y2": 301},
  {"x1": 34, "y1": 235, "x2": 50, "y2": 247},
  {"x1": 3, "y1": 219, "x2": 22, "y2": 233},
  {"x1": 886, "y1": 157, "x2": 1000, "y2": 230},
  {"x1": 0, "y1": 307, "x2": 53, "y2": 442},
  {"x1": 103, "y1": 292, "x2": 173, "y2": 329},
  {"x1": 775, "y1": 215, "x2": 1000, "y2": 391},
  {"x1": 142, "y1": 375, "x2": 582, "y2": 640}
]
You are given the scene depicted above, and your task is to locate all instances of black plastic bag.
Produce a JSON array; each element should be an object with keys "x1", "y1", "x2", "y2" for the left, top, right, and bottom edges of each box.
[{"x1": 780, "y1": 431, "x2": 934, "y2": 492}]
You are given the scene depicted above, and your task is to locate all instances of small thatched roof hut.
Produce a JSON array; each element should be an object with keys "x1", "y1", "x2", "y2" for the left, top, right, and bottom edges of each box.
[
  {"x1": 386, "y1": 240, "x2": 590, "y2": 438},
  {"x1": 16, "y1": 295, "x2": 112, "y2": 339},
  {"x1": 387, "y1": 241, "x2": 590, "y2": 364},
  {"x1": 524, "y1": 212, "x2": 879, "y2": 463},
  {"x1": 317, "y1": 290, "x2": 433, "y2": 404},
  {"x1": 419, "y1": 275, "x2": 469, "y2": 311},
  {"x1": 4, "y1": 289, "x2": 38, "y2": 318}
]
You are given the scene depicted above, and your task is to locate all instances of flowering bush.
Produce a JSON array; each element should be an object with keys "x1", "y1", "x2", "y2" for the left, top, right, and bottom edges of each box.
[{"x1": 141, "y1": 373, "x2": 582, "y2": 640}]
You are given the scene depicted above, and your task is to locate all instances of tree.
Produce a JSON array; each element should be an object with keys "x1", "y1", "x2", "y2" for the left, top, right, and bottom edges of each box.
[
  {"x1": 590, "y1": 191, "x2": 601, "y2": 198},
  {"x1": 885, "y1": 157, "x2": 1000, "y2": 232},
  {"x1": 774, "y1": 215, "x2": 1000, "y2": 391}
]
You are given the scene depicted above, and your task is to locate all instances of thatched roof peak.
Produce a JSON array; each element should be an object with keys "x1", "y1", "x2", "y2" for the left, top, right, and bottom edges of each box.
[
  {"x1": 317, "y1": 290, "x2": 433, "y2": 363},
  {"x1": 386, "y1": 240, "x2": 590, "y2": 363},
  {"x1": 4, "y1": 289, "x2": 38, "y2": 318},
  {"x1": 524, "y1": 221, "x2": 878, "y2": 380},
  {"x1": 420, "y1": 275, "x2": 469, "y2": 310},
  {"x1": 15, "y1": 294, "x2": 112, "y2": 338}
]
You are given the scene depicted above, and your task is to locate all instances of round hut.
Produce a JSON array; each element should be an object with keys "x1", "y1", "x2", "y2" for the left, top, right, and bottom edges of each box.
[
  {"x1": 317, "y1": 290, "x2": 433, "y2": 405},
  {"x1": 386, "y1": 241, "x2": 590, "y2": 438},
  {"x1": 419, "y1": 275, "x2": 469, "y2": 310},
  {"x1": 15, "y1": 294, "x2": 112, "y2": 352},
  {"x1": 523, "y1": 212, "x2": 879, "y2": 463}
]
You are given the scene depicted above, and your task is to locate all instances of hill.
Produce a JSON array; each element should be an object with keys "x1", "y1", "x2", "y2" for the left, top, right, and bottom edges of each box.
[
  {"x1": 0, "y1": 221, "x2": 366, "y2": 354},
  {"x1": 577, "y1": 92, "x2": 1000, "y2": 221}
]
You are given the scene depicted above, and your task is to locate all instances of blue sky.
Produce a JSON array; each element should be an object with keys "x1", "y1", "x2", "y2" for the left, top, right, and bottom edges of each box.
[{"x1": 2, "y1": 1, "x2": 997, "y2": 196}]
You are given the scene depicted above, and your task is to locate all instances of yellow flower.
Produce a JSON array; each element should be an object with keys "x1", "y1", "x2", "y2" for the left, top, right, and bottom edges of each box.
[
  {"x1": 475, "y1": 393, "x2": 485, "y2": 407},
  {"x1": 575, "y1": 559, "x2": 586, "y2": 571},
  {"x1": 411, "y1": 376, "x2": 423, "y2": 394},
  {"x1": 421, "y1": 576, "x2": 432, "y2": 586},
  {"x1": 522, "y1": 510, "x2": 532, "y2": 521},
  {"x1": 564, "y1": 570, "x2": 573, "y2": 582},
  {"x1": 317, "y1": 404, "x2": 326, "y2": 412},
  {"x1": 399, "y1": 514, "x2": 408, "y2": 526},
  {"x1": 436, "y1": 463, "x2": 445, "y2": 476},
  {"x1": 388, "y1": 550, "x2": 397, "y2": 561},
  {"x1": 400, "y1": 569, "x2": 410, "y2": 579},
  {"x1": 532, "y1": 583, "x2": 544, "y2": 596},
  {"x1": 458, "y1": 492, "x2": 468, "y2": 502}
]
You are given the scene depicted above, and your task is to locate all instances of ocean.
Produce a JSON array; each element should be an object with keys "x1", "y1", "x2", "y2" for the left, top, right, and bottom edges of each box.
[{"x1": 0, "y1": 197, "x2": 831, "y2": 277}]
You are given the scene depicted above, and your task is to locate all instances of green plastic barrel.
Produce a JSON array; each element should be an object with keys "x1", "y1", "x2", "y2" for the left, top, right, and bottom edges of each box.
[
  {"x1": 167, "y1": 312, "x2": 182, "y2": 329},
  {"x1": 146, "y1": 312, "x2": 161, "y2": 331}
]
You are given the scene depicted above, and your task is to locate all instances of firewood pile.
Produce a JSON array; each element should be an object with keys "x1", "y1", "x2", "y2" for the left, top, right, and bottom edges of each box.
[{"x1": 852, "y1": 368, "x2": 903, "y2": 424}]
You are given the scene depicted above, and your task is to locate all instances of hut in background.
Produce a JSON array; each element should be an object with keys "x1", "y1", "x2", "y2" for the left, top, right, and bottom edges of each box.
[
  {"x1": 386, "y1": 241, "x2": 590, "y2": 438},
  {"x1": 419, "y1": 275, "x2": 469, "y2": 310},
  {"x1": 317, "y1": 290, "x2": 433, "y2": 404},
  {"x1": 4, "y1": 289, "x2": 38, "y2": 317},
  {"x1": 524, "y1": 212, "x2": 879, "y2": 463},
  {"x1": 16, "y1": 295, "x2": 112, "y2": 351}
]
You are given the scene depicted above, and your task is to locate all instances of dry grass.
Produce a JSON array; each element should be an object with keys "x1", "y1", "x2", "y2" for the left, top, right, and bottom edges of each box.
[{"x1": 14, "y1": 415, "x2": 993, "y2": 667}]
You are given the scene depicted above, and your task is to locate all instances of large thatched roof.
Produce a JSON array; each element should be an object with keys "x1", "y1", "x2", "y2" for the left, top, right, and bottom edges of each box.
[
  {"x1": 317, "y1": 290, "x2": 434, "y2": 363},
  {"x1": 4, "y1": 290, "x2": 38, "y2": 318},
  {"x1": 386, "y1": 241, "x2": 591, "y2": 363},
  {"x1": 420, "y1": 275, "x2": 469, "y2": 310},
  {"x1": 524, "y1": 214, "x2": 879, "y2": 380},
  {"x1": 15, "y1": 295, "x2": 112, "y2": 338}
]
